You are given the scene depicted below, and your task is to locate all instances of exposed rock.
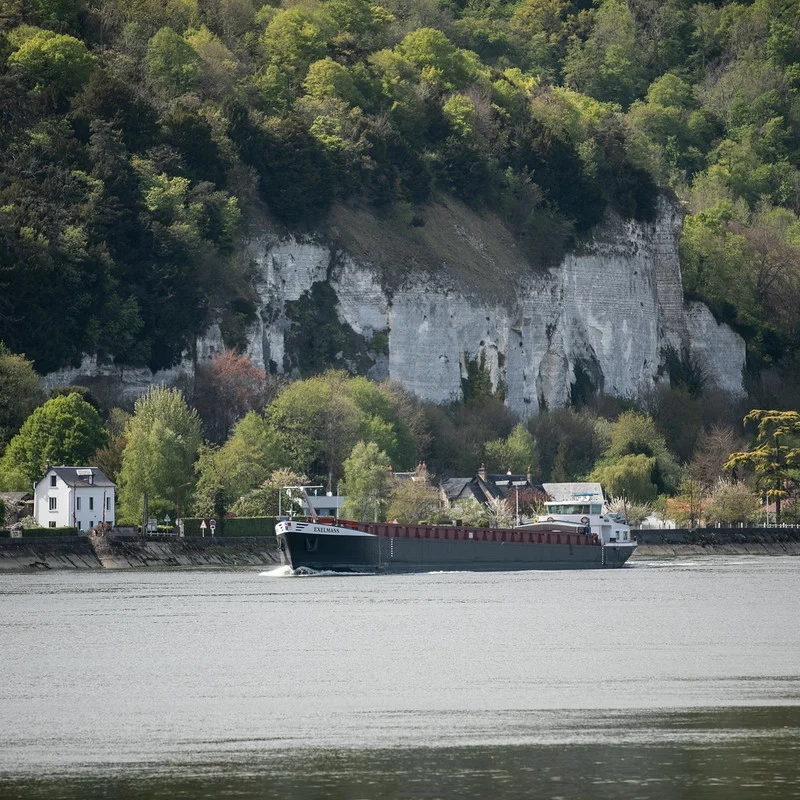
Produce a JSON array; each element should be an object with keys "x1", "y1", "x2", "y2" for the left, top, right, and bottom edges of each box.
[{"x1": 43, "y1": 196, "x2": 745, "y2": 414}]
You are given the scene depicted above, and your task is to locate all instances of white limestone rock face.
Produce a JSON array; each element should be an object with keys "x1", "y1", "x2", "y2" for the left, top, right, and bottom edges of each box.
[
  {"x1": 239, "y1": 196, "x2": 744, "y2": 414},
  {"x1": 43, "y1": 197, "x2": 745, "y2": 413}
]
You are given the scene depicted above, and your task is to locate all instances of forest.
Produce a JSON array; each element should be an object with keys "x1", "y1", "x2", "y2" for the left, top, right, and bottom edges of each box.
[
  {"x1": 0, "y1": 0, "x2": 799, "y2": 388},
  {"x1": 1, "y1": 0, "x2": 800, "y2": 526}
]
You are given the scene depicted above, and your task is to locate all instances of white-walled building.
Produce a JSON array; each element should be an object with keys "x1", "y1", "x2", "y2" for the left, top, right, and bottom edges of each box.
[{"x1": 33, "y1": 467, "x2": 116, "y2": 531}]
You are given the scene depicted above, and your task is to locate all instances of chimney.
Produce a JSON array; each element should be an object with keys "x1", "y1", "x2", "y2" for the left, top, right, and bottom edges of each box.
[
  {"x1": 526, "y1": 465, "x2": 532, "y2": 485},
  {"x1": 478, "y1": 463, "x2": 487, "y2": 482}
]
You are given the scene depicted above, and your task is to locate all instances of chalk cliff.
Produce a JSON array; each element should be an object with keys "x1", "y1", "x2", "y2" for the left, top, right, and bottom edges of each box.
[{"x1": 44, "y1": 195, "x2": 745, "y2": 414}]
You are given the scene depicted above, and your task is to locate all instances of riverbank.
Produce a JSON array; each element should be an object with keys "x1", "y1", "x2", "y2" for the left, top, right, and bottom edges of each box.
[
  {"x1": 2, "y1": 528, "x2": 799, "y2": 570},
  {"x1": 632, "y1": 528, "x2": 800, "y2": 558},
  {"x1": 0, "y1": 534, "x2": 282, "y2": 571}
]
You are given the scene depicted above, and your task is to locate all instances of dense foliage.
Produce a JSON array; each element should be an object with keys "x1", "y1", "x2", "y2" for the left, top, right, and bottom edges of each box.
[
  {"x1": 0, "y1": 391, "x2": 107, "y2": 489},
  {"x1": 3, "y1": 0, "x2": 798, "y2": 382}
]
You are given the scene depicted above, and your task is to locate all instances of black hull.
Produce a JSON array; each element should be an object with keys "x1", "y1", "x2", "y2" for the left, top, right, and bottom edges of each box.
[{"x1": 277, "y1": 530, "x2": 635, "y2": 573}]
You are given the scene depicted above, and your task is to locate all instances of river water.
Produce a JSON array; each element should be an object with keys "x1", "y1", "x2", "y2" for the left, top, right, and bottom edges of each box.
[{"x1": 1, "y1": 556, "x2": 799, "y2": 799}]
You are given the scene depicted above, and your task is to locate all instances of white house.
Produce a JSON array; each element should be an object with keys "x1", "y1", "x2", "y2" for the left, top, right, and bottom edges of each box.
[{"x1": 33, "y1": 466, "x2": 116, "y2": 531}]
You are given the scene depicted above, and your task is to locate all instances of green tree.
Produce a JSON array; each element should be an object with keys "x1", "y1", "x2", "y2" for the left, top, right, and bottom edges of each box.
[
  {"x1": 7, "y1": 29, "x2": 96, "y2": 99},
  {"x1": 340, "y1": 440, "x2": 391, "y2": 522},
  {"x1": 146, "y1": 27, "x2": 202, "y2": 95},
  {"x1": 267, "y1": 372, "x2": 361, "y2": 486},
  {"x1": 261, "y1": 8, "x2": 329, "y2": 85},
  {"x1": 563, "y1": 0, "x2": 648, "y2": 107},
  {"x1": 193, "y1": 411, "x2": 285, "y2": 516},
  {"x1": 592, "y1": 410, "x2": 680, "y2": 495},
  {"x1": 0, "y1": 344, "x2": 44, "y2": 455},
  {"x1": 0, "y1": 393, "x2": 108, "y2": 490},
  {"x1": 396, "y1": 28, "x2": 475, "y2": 90},
  {"x1": 591, "y1": 453, "x2": 660, "y2": 503},
  {"x1": 228, "y1": 467, "x2": 308, "y2": 518},
  {"x1": 303, "y1": 58, "x2": 364, "y2": 106},
  {"x1": 484, "y1": 423, "x2": 535, "y2": 474},
  {"x1": 267, "y1": 372, "x2": 420, "y2": 488},
  {"x1": 724, "y1": 409, "x2": 800, "y2": 524},
  {"x1": 117, "y1": 386, "x2": 202, "y2": 523}
]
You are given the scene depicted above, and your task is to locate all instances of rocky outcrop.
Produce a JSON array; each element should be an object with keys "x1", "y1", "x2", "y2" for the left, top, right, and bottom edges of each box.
[{"x1": 43, "y1": 196, "x2": 745, "y2": 414}]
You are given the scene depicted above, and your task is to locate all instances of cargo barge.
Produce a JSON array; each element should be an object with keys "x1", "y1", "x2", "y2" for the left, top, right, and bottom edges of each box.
[{"x1": 275, "y1": 483, "x2": 636, "y2": 573}]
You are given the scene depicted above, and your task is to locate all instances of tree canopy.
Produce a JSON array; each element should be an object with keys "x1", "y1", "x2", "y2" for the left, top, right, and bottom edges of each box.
[
  {"x1": 117, "y1": 386, "x2": 202, "y2": 522},
  {"x1": 0, "y1": 392, "x2": 107, "y2": 490}
]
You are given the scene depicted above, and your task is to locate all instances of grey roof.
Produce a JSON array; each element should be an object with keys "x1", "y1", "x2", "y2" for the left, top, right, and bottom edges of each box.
[
  {"x1": 440, "y1": 478, "x2": 473, "y2": 499},
  {"x1": 48, "y1": 467, "x2": 116, "y2": 488}
]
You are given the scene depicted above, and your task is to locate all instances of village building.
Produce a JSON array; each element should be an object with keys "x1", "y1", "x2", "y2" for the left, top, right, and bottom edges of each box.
[
  {"x1": 440, "y1": 464, "x2": 540, "y2": 507},
  {"x1": 33, "y1": 467, "x2": 116, "y2": 531}
]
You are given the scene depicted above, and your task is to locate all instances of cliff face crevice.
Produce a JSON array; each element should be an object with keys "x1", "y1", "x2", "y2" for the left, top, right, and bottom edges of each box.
[{"x1": 43, "y1": 195, "x2": 745, "y2": 414}]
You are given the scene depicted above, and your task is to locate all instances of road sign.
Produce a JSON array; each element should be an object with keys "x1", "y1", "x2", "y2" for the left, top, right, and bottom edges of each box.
[
  {"x1": 209, "y1": 519, "x2": 216, "y2": 529},
  {"x1": 200, "y1": 520, "x2": 207, "y2": 529}
]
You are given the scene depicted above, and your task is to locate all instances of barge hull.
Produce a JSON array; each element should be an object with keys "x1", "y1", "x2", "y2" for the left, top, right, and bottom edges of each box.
[{"x1": 278, "y1": 530, "x2": 634, "y2": 573}]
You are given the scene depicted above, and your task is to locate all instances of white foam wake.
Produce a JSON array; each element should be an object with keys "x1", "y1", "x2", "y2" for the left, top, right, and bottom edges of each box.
[
  {"x1": 259, "y1": 565, "x2": 375, "y2": 577},
  {"x1": 259, "y1": 565, "x2": 294, "y2": 577}
]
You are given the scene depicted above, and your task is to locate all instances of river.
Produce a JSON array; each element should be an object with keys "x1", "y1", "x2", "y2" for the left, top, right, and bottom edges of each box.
[{"x1": 1, "y1": 556, "x2": 799, "y2": 798}]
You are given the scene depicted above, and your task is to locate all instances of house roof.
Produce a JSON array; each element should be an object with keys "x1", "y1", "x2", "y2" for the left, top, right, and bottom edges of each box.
[
  {"x1": 443, "y1": 473, "x2": 544, "y2": 506},
  {"x1": 440, "y1": 478, "x2": 473, "y2": 500},
  {"x1": 43, "y1": 467, "x2": 115, "y2": 488}
]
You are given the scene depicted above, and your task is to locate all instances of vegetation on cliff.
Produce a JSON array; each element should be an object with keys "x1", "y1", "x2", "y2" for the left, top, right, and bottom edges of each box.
[{"x1": 1, "y1": 0, "x2": 799, "y2": 385}]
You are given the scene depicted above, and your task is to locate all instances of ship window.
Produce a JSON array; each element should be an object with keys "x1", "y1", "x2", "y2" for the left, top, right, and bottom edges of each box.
[
  {"x1": 551, "y1": 504, "x2": 592, "y2": 515},
  {"x1": 591, "y1": 504, "x2": 601, "y2": 514}
]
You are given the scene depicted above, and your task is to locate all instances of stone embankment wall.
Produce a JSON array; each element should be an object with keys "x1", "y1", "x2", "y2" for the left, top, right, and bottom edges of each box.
[
  {"x1": 633, "y1": 528, "x2": 800, "y2": 558},
  {"x1": 0, "y1": 537, "x2": 101, "y2": 570},
  {"x1": 0, "y1": 534, "x2": 281, "y2": 571}
]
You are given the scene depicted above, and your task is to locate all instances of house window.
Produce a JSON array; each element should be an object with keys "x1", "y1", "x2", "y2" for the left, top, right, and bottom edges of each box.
[
  {"x1": 89, "y1": 497, "x2": 94, "y2": 511},
  {"x1": 50, "y1": 475, "x2": 57, "y2": 487},
  {"x1": 78, "y1": 521, "x2": 82, "y2": 531},
  {"x1": 89, "y1": 521, "x2": 93, "y2": 529},
  {"x1": 49, "y1": 521, "x2": 56, "y2": 528},
  {"x1": 106, "y1": 497, "x2": 111, "y2": 511},
  {"x1": 77, "y1": 497, "x2": 81, "y2": 510},
  {"x1": 49, "y1": 497, "x2": 57, "y2": 511}
]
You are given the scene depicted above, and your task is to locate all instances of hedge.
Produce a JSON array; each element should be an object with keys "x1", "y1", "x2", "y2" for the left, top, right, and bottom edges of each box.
[{"x1": 0, "y1": 526, "x2": 79, "y2": 538}]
